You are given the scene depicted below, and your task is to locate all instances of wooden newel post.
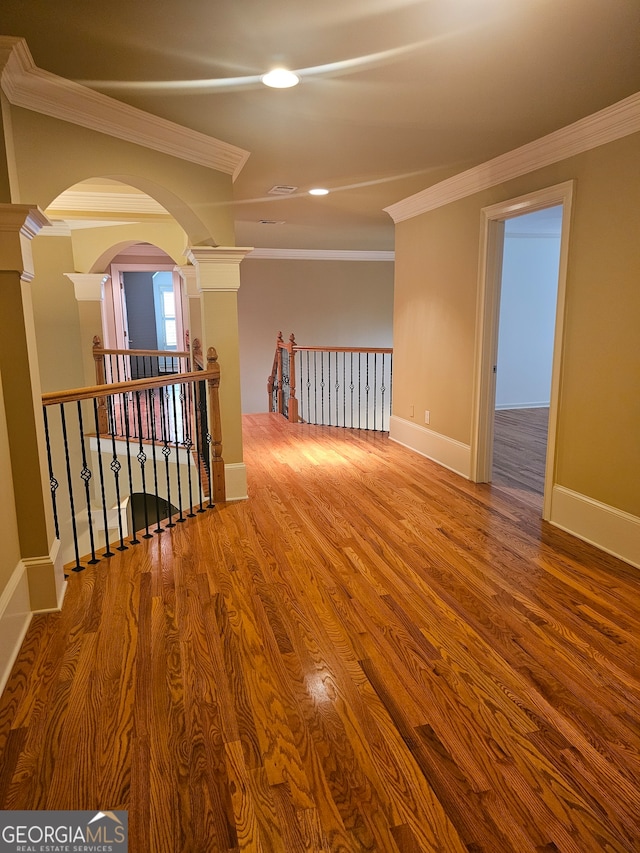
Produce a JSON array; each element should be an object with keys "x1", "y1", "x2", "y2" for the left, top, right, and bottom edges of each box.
[
  {"x1": 92, "y1": 335, "x2": 109, "y2": 434},
  {"x1": 206, "y1": 346, "x2": 226, "y2": 502},
  {"x1": 275, "y1": 331, "x2": 285, "y2": 415},
  {"x1": 287, "y1": 333, "x2": 299, "y2": 423},
  {"x1": 192, "y1": 337, "x2": 203, "y2": 370},
  {"x1": 268, "y1": 331, "x2": 283, "y2": 412}
]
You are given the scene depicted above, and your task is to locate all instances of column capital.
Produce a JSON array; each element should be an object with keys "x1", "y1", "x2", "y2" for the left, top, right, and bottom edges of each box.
[
  {"x1": 64, "y1": 272, "x2": 109, "y2": 302},
  {"x1": 175, "y1": 263, "x2": 199, "y2": 297},
  {"x1": 0, "y1": 204, "x2": 51, "y2": 280},
  {"x1": 186, "y1": 246, "x2": 253, "y2": 292}
]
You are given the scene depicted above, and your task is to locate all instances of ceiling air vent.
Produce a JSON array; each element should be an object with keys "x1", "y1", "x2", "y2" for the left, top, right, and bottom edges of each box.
[
  {"x1": 268, "y1": 185, "x2": 298, "y2": 195},
  {"x1": 259, "y1": 219, "x2": 285, "y2": 225}
]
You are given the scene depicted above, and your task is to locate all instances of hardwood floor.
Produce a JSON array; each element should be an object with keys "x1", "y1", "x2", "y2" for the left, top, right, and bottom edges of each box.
[
  {"x1": 1, "y1": 413, "x2": 638, "y2": 852},
  {"x1": 493, "y1": 407, "x2": 549, "y2": 509}
]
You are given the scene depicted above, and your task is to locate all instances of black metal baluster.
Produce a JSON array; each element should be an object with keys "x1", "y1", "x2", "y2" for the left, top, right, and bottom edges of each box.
[
  {"x1": 320, "y1": 352, "x2": 325, "y2": 425},
  {"x1": 135, "y1": 390, "x2": 152, "y2": 539},
  {"x1": 194, "y1": 384, "x2": 206, "y2": 512},
  {"x1": 160, "y1": 387, "x2": 175, "y2": 528},
  {"x1": 59, "y1": 404, "x2": 83, "y2": 571},
  {"x1": 335, "y1": 351, "x2": 340, "y2": 427},
  {"x1": 342, "y1": 352, "x2": 347, "y2": 427},
  {"x1": 358, "y1": 353, "x2": 362, "y2": 429},
  {"x1": 313, "y1": 352, "x2": 318, "y2": 425},
  {"x1": 327, "y1": 352, "x2": 332, "y2": 426},
  {"x1": 373, "y1": 353, "x2": 378, "y2": 432},
  {"x1": 365, "y1": 353, "x2": 371, "y2": 430},
  {"x1": 76, "y1": 401, "x2": 99, "y2": 565},
  {"x1": 183, "y1": 381, "x2": 196, "y2": 517},
  {"x1": 388, "y1": 352, "x2": 393, "y2": 428},
  {"x1": 92, "y1": 398, "x2": 114, "y2": 558},
  {"x1": 123, "y1": 391, "x2": 139, "y2": 544},
  {"x1": 148, "y1": 388, "x2": 163, "y2": 534},
  {"x1": 105, "y1": 395, "x2": 127, "y2": 551},
  {"x1": 172, "y1": 383, "x2": 185, "y2": 522},
  {"x1": 42, "y1": 407, "x2": 60, "y2": 541},
  {"x1": 304, "y1": 351, "x2": 310, "y2": 423}
]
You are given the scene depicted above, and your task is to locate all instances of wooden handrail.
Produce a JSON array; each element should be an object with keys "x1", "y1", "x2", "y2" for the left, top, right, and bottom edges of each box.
[
  {"x1": 293, "y1": 345, "x2": 393, "y2": 354},
  {"x1": 42, "y1": 368, "x2": 218, "y2": 407},
  {"x1": 94, "y1": 346, "x2": 191, "y2": 358},
  {"x1": 92, "y1": 335, "x2": 189, "y2": 360}
]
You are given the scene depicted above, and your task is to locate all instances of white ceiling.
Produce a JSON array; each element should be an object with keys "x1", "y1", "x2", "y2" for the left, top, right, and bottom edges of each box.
[{"x1": 2, "y1": 0, "x2": 640, "y2": 250}]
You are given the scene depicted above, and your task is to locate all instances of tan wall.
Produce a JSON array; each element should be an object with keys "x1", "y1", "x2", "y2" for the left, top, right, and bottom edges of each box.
[
  {"x1": 238, "y1": 259, "x2": 394, "y2": 414},
  {"x1": 0, "y1": 369, "x2": 22, "y2": 589},
  {"x1": 8, "y1": 105, "x2": 235, "y2": 246},
  {"x1": 30, "y1": 236, "x2": 85, "y2": 393},
  {"x1": 71, "y1": 221, "x2": 189, "y2": 273},
  {"x1": 393, "y1": 132, "x2": 640, "y2": 516}
]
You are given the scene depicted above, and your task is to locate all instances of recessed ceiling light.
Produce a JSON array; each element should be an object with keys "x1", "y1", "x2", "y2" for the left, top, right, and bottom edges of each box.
[
  {"x1": 262, "y1": 68, "x2": 300, "y2": 89},
  {"x1": 308, "y1": 188, "x2": 329, "y2": 196}
]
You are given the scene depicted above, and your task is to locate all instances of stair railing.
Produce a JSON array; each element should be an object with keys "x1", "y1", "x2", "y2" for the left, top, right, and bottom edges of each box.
[
  {"x1": 268, "y1": 331, "x2": 299, "y2": 423},
  {"x1": 42, "y1": 347, "x2": 224, "y2": 572},
  {"x1": 269, "y1": 332, "x2": 392, "y2": 432},
  {"x1": 93, "y1": 335, "x2": 191, "y2": 383}
]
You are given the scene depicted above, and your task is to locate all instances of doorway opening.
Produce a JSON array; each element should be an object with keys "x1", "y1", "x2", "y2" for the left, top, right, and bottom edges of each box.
[
  {"x1": 103, "y1": 245, "x2": 186, "y2": 377},
  {"x1": 470, "y1": 181, "x2": 574, "y2": 519},
  {"x1": 492, "y1": 207, "x2": 563, "y2": 509}
]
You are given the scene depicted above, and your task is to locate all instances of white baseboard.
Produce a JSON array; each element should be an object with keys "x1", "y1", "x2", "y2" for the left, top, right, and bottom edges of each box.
[
  {"x1": 225, "y1": 462, "x2": 248, "y2": 501},
  {"x1": 0, "y1": 561, "x2": 32, "y2": 696},
  {"x1": 389, "y1": 416, "x2": 471, "y2": 478},
  {"x1": 495, "y1": 401, "x2": 550, "y2": 410},
  {"x1": 550, "y1": 485, "x2": 640, "y2": 569}
]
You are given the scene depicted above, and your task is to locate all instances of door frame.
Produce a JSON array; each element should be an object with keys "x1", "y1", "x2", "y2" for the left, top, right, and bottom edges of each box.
[
  {"x1": 110, "y1": 263, "x2": 184, "y2": 352},
  {"x1": 469, "y1": 180, "x2": 574, "y2": 520}
]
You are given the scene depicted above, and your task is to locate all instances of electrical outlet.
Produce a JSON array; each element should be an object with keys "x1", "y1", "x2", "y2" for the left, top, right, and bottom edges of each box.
[{"x1": 424, "y1": 410, "x2": 430, "y2": 425}]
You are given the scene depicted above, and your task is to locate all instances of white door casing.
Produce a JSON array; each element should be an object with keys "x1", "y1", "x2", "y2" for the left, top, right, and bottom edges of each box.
[{"x1": 469, "y1": 180, "x2": 575, "y2": 520}]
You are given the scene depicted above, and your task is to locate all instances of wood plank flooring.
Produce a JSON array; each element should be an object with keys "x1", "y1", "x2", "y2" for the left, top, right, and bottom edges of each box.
[
  {"x1": 493, "y1": 407, "x2": 549, "y2": 508},
  {"x1": 1, "y1": 413, "x2": 638, "y2": 852}
]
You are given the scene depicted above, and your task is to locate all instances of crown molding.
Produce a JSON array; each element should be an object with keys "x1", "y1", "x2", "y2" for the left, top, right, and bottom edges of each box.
[
  {"x1": 0, "y1": 37, "x2": 250, "y2": 180},
  {"x1": 247, "y1": 248, "x2": 395, "y2": 261},
  {"x1": 385, "y1": 90, "x2": 640, "y2": 223}
]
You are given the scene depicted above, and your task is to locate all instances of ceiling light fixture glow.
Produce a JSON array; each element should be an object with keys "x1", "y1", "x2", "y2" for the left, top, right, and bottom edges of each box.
[
  {"x1": 261, "y1": 68, "x2": 300, "y2": 89},
  {"x1": 309, "y1": 188, "x2": 329, "y2": 196}
]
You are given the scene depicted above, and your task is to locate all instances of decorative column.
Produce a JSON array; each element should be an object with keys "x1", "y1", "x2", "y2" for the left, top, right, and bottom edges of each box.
[
  {"x1": 65, "y1": 273, "x2": 109, "y2": 387},
  {"x1": 0, "y1": 204, "x2": 65, "y2": 611},
  {"x1": 186, "y1": 246, "x2": 253, "y2": 501}
]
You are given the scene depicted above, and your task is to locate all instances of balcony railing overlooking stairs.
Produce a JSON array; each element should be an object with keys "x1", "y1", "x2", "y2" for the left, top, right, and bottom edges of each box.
[
  {"x1": 42, "y1": 343, "x2": 224, "y2": 573},
  {"x1": 268, "y1": 331, "x2": 393, "y2": 432},
  {"x1": 93, "y1": 335, "x2": 191, "y2": 382}
]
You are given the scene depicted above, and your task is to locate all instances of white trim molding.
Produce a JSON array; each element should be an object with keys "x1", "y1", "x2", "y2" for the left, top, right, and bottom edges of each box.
[
  {"x1": 389, "y1": 416, "x2": 471, "y2": 479},
  {"x1": 187, "y1": 246, "x2": 254, "y2": 292},
  {"x1": 65, "y1": 272, "x2": 109, "y2": 302},
  {"x1": 22, "y1": 539, "x2": 67, "y2": 613},
  {"x1": 385, "y1": 91, "x2": 640, "y2": 222},
  {"x1": 550, "y1": 486, "x2": 640, "y2": 570},
  {"x1": 469, "y1": 180, "x2": 575, "y2": 523},
  {"x1": 224, "y1": 463, "x2": 248, "y2": 501},
  {"x1": 246, "y1": 248, "x2": 395, "y2": 262},
  {"x1": 0, "y1": 560, "x2": 32, "y2": 696},
  {"x1": 0, "y1": 37, "x2": 250, "y2": 180}
]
